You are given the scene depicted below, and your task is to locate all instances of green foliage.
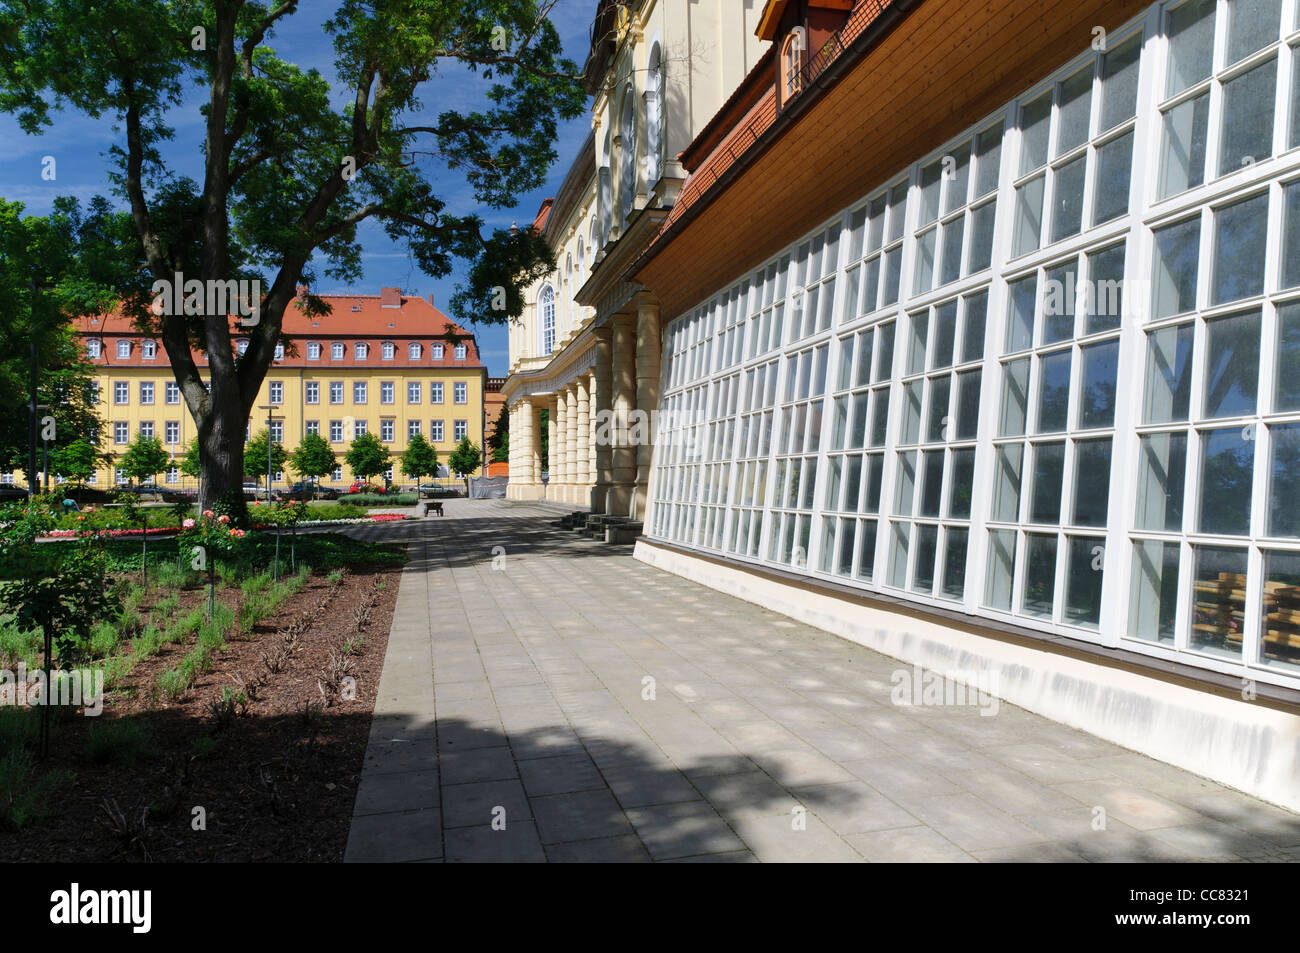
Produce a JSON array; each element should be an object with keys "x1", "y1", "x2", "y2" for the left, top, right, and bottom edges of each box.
[
  {"x1": 0, "y1": 748, "x2": 72, "y2": 830},
  {"x1": 191, "y1": 736, "x2": 219, "y2": 760},
  {"x1": 290, "y1": 432, "x2": 336, "y2": 483},
  {"x1": 448, "y1": 437, "x2": 481, "y2": 492},
  {"x1": 487, "y1": 402, "x2": 509, "y2": 462},
  {"x1": 84, "y1": 717, "x2": 151, "y2": 765},
  {"x1": 346, "y1": 493, "x2": 415, "y2": 507},
  {"x1": 0, "y1": 707, "x2": 37, "y2": 758},
  {"x1": 119, "y1": 433, "x2": 170, "y2": 485},
  {"x1": 345, "y1": 431, "x2": 390, "y2": 482},
  {"x1": 245, "y1": 428, "x2": 289, "y2": 484},
  {"x1": 211, "y1": 488, "x2": 250, "y2": 529},
  {"x1": 179, "y1": 437, "x2": 202, "y2": 480},
  {"x1": 0, "y1": 613, "x2": 41, "y2": 668},
  {"x1": 51, "y1": 437, "x2": 106, "y2": 487},
  {"x1": 401, "y1": 432, "x2": 438, "y2": 483}
]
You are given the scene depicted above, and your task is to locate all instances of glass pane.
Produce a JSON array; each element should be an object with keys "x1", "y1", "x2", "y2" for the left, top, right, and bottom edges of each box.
[
  {"x1": 1203, "y1": 309, "x2": 1261, "y2": 418},
  {"x1": 1269, "y1": 422, "x2": 1300, "y2": 537},
  {"x1": 1144, "y1": 322, "x2": 1195, "y2": 423},
  {"x1": 1066, "y1": 536, "x2": 1105, "y2": 628},
  {"x1": 857, "y1": 519, "x2": 878, "y2": 580},
  {"x1": 986, "y1": 529, "x2": 1017, "y2": 611},
  {"x1": 1293, "y1": 44, "x2": 1300, "y2": 149},
  {"x1": 1093, "y1": 130, "x2": 1134, "y2": 225},
  {"x1": 1284, "y1": 181, "x2": 1300, "y2": 291},
  {"x1": 1130, "y1": 540, "x2": 1181, "y2": 644},
  {"x1": 1030, "y1": 441, "x2": 1066, "y2": 523},
  {"x1": 1261, "y1": 549, "x2": 1300, "y2": 671},
  {"x1": 1072, "y1": 437, "x2": 1112, "y2": 527},
  {"x1": 1153, "y1": 217, "x2": 1201, "y2": 318},
  {"x1": 894, "y1": 451, "x2": 917, "y2": 516},
  {"x1": 1276, "y1": 302, "x2": 1300, "y2": 411},
  {"x1": 887, "y1": 182, "x2": 909, "y2": 244},
  {"x1": 867, "y1": 195, "x2": 886, "y2": 252},
  {"x1": 913, "y1": 524, "x2": 939, "y2": 595},
  {"x1": 1023, "y1": 534, "x2": 1058, "y2": 618},
  {"x1": 1050, "y1": 156, "x2": 1086, "y2": 244},
  {"x1": 962, "y1": 292, "x2": 988, "y2": 363},
  {"x1": 1136, "y1": 432, "x2": 1188, "y2": 532},
  {"x1": 1037, "y1": 350, "x2": 1072, "y2": 433},
  {"x1": 1160, "y1": 93, "x2": 1210, "y2": 198},
  {"x1": 1100, "y1": 33, "x2": 1142, "y2": 131},
  {"x1": 1085, "y1": 242, "x2": 1125, "y2": 334},
  {"x1": 932, "y1": 301, "x2": 958, "y2": 370},
  {"x1": 1020, "y1": 93, "x2": 1052, "y2": 174},
  {"x1": 1079, "y1": 339, "x2": 1119, "y2": 428},
  {"x1": 1167, "y1": 0, "x2": 1217, "y2": 96},
  {"x1": 968, "y1": 201, "x2": 996, "y2": 274},
  {"x1": 865, "y1": 453, "x2": 885, "y2": 512},
  {"x1": 943, "y1": 141, "x2": 972, "y2": 215},
  {"x1": 926, "y1": 376, "x2": 951, "y2": 442},
  {"x1": 882, "y1": 248, "x2": 903, "y2": 305},
  {"x1": 901, "y1": 381, "x2": 922, "y2": 444},
  {"x1": 835, "y1": 517, "x2": 857, "y2": 576},
  {"x1": 955, "y1": 369, "x2": 981, "y2": 440},
  {"x1": 824, "y1": 456, "x2": 844, "y2": 510},
  {"x1": 1043, "y1": 262, "x2": 1077, "y2": 344},
  {"x1": 939, "y1": 217, "x2": 964, "y2": 287},
  {"x1": 920, "y1": 450, "x2": 944, "y2": 517},
  {"x1": 949, "y1": 447, "x2": 975, "y2": 519},
  {"x1": 888, "y1": 522, "x2": 910, "y2": 589},
  {"x1": 1191, "y1": 545, "x2": 1248, "y2": 659},
  {"x1": 874, "y1": 322, "x2": 895, "y2": 382},
  {"x1": 844, "y1": 454, "x2": 864, "y2": 512},
  {"x1": 1006, "y1": 275, "x2": 1038, "y2": 353},
  {"x1": 942, "y1": 528, "x2": 969, "y2": 600},
  {"x1": 1013, "y1": 176, "x2": 1045, "y2": 257},
  {"x1": 991, "y1": 444, "x2": 1024, "y2": 523},
  {"x1": 1199, "y1": 426, "x2": 1256, "y2": 535},
  {"x1": 914, "y1": 228, "x2": 937, "y2": 295},
  {"x1": 919, "y1": 160, "x2": 943, "y2": 227},
  {"x1": 975, "y1": 122, "x2": 1004, "y2": 198},
  {"x1": 1057, "y1": 67, "x2": 1094, "y2": 156},
  {"x1": 1219, "y1": 58, "x2": 1277, "y2": 175},
  {"x1": 1000, "y1": 358, "x2": 1030, "y2": 437},
  {"x1": 1225, "y1": 0, "x2": 1281, "y2": 65},
  {"x1": 1213, "y1": 193, "x2": 1269, "y2": 305},
  {"x1": 908, "y1": 312, "x2": 929, "y2": 375},
  {"x1": 849, "y1": 392, "x2": 869, "y2": 449}
]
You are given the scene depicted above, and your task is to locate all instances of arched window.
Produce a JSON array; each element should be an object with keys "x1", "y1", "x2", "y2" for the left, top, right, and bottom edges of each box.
[
  {"x1": 589, "y1": 216, "x2": 599, "y2": 267},
  {"x1": 781, "y1": 29, "x2": 805, "y2": 104},
  {"x1": 644, "y1": 44, "x2": 664, "y2": 185},
  {"x1": 540, "y1": 284, "x2": 556, "y2": 355},
  {"x1": 408, "y1": 342, "x2": 421, "y2": 360},
  {"x1": 599, "y1": 130, "x2": 612, "y2": 242},
  {"x1": 619, "y1": 86, "x2": 637, "y2": 222},
  {"x1": 575, "y1": 238, "x2": 585, "y2": 295},
  {"x1": 355, "y1": 342, "x2": 369, "y2": 360},
  {"x1": 565, "y1": 253, "x2": 574, "y2": 332}
]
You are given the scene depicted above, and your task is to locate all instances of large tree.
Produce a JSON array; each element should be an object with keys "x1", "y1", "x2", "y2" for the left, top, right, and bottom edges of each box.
[{"x1": 0, "y1": 0, "x2": 585, "y2": 510}]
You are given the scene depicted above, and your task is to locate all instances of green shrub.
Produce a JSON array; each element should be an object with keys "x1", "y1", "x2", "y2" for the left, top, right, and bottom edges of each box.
[
  {"x1": 0, "y1": 708, "x2": 37, "y2": 758},
  {"x1": 150, "y1": 592, "x2": 180, "y2": 622},
  {"x1": 85, "y1": 718, "x2": 151, "y2": 765},
  {"x1": 88, "y1": 621, "x2": 120, "y2": 658},
  {"x1": 156, "y1": 667, "x2": 189, "y2": 700},
  {"x1": 0, "y1": 749, "x2": 72, "y2": 831},
  {"x1": 347, "y1": 493, "x2": 416, "y2": 506},
  {"x1": 191, "y1": 736, "x2": 219, "y2": 759},
  {"x1": 0, "y1": 614, "x2": 41, "y2": 668},
  {"x1": 326, "y1": 570, "x2": 343, "y2": 586}
]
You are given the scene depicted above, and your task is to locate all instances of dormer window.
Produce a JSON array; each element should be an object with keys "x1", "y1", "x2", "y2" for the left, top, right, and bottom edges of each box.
[
  {"x1": 142, "y1": 340, "x2": 157, "y2": 359},
  {"x1": 87, "y1": 340, "x2": 101, "y2": 359},
  {"x1": 454, "y1": 343, "x2": 467, "y2": 360},
  {"x1": 781, "y1": 28, "x2": 804, "y2": 104},
  {"x1": 274, "y1": 343, "x2": 285, "y2": 360},
  {"x1": 331, "y1": 342, "x2": 345, "y2": 360},
  {"x1": 236, "y1": 339, "x2": 249, "y2": 355},
  {"x1": 432, "y1": 343, "x2": 445, "y2": 360},
  {"x1": 308, "y1": 342, "x2": 321, "y2": 360},
  {"x1": 116, "y1": 340, "x2": 131, "y2": 359},
  {"x1": 409, "y1": 342, "x2": 421, "y2": 360},
  {"x1": 383, "y1": 341, "x2": 395, "y2": 360},
  {"x1": 355, "y1": 342, "x2": 369, "y2": 360}
]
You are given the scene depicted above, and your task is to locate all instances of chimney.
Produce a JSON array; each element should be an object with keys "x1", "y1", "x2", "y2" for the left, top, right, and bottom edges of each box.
[{"x1": 380, "y1": 286, "x2": 401, "y2": 309}]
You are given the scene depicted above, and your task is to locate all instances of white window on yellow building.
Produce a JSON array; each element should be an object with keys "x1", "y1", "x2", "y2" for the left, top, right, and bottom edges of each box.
[
  {"x1": 329, "y1": 381, "x2": 343, "y2": 404},
  {"x1": 114, "y1": 381, "x2": 128, "y2": 404},
  {"x1": 408, "y1": 420, "x2": 421, "y2": 438},
  {"x1": 139, "y1": 381, "x2": 154, "y2": 405},
  {"x1": 165, "y1": 381, "x2": 179, "y2": 404},
  {"x1": 408, "y1": 381, "x2": 421, "y2": 403},
  {"x1": 454, "y1": 381, "x2": 467, "y2": 404},
  {"x1": 431, "y1": 420, "x2": 444, "y2": 442},
  {"x1": 454, "y1": 419, "x2": 468, "y2": 441},
  {"x1": 431, "y1": 382, "x2": 444, "y2": 404},
  {"x1": 329, "y1": 420, "x2": 343, "y2": 442},
  {"x1": 113, "y1": 422, "x2": 128, "y2": 444},
  {"x1": 269, "y1": 381, "x2": 283, "y2": 404},
  {"x1": 381, "y1": 381, "x2": 395, "y2": 404},
  {"x1": 354, "y1": 381, "x2": 367, "y2": 404},
  {"x1": 142, "y1": 340, "x2": 156, "y2": 359},
  {"x1": 164, "y1": 421, "x2": 180, "y2": 444},
  {"x1": 305, "y1": 381, "x2": 319, "y2": 404},
  {"x1": 116, "y1": 340, "x2": 130, "y2": 359},
  {"x1": 381, "y1": 419, "x2": 395, "y2": 442}
]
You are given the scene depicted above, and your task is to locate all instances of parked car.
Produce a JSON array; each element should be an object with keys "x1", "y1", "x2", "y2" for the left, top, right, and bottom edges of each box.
[
  {"x1": 417, "y1": 482, "x2": 460, "y2": 498},
  {"x1": 345, "y1": 481, "x2": 385, "y2": 495},
  {"x1": 286, "y1": 481, "x2": 338, "y2": 500}
]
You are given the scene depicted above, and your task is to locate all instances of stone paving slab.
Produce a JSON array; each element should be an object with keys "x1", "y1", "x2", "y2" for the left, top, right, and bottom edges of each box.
[{"x1": 343, "y1": 500, "x2": 1300, "y2": 863}]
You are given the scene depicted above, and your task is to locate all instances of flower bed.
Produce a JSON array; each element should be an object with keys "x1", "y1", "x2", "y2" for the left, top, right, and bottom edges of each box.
[{"x1": 41, "y1": 512, "x2": 408, "y2": 539}]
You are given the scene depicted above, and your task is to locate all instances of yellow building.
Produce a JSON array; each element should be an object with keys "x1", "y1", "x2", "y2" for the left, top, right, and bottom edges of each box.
[{"x1": 54, "y1": 287, "x2": 486, "y2": 491}]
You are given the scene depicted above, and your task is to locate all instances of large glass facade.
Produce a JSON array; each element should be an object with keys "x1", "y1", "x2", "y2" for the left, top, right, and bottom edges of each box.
[{"x1": 647, "y1": 0, "x2": 1300, "y2": 689}]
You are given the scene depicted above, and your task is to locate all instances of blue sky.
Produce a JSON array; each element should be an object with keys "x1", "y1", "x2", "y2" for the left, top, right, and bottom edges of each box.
[{"x1": 0, "y1": 0, "x2": 596, "y2": 377}]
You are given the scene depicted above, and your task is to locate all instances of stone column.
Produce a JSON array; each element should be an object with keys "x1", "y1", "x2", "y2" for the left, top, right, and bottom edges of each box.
[
  {"x1": 575, "y1": 375, "x2": 590, "y2": 491},
  {"x1": 531, "y1": 399, "x2": 544, "y2": 485},
  {"x1": 565, "y1": 383, "x2": 579, "y2": 503},
  {"x1": 591, "y1": 326, "x2": 613, "y2": 513},
  {"x1": 588, "y1": 370, "x2": 597, "y2": 486},
  {"x1": 546, "y1": 394, "x2": 558, "y2": 495},
  {"x1": 609, "y1": 312, "x2": 637, "y2": 517},
  {"x1": 632, "y1": 297, "x2": 661, "y2": 521},
  {"x1": 554, "y1": 390, "x2": 567, "y2": 492},
  {"x1": 514, "y1": 398, "x2": 536, "y2": 498}
]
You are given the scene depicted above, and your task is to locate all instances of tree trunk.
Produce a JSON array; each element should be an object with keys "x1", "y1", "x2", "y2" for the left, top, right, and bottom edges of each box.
[{"x1": 197, "y1": 392, "x2": 247, "y2": 513}]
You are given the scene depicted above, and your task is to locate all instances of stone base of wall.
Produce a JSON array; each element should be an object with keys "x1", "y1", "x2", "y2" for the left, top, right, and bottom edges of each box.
[{"x1": 634, "y1": 539, "x2": 1300, "y2": 814}]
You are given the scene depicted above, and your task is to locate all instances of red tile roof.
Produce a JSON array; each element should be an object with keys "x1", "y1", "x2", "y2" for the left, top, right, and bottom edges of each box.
[
  {"x1": 532, "y1": 198, "x2": 554, "y2": 232},
  {"x1": 76, "y1": 288, "x2": 485, "y2": 370}
]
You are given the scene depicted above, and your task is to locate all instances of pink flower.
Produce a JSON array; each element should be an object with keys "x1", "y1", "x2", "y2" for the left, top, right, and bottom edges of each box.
[
  {"x1": 183, "y1": 518, "x2": 196, "y2": 529},
  {"x1": 231, "y1": 529, "x2": 245, "y2": 538},
  {"x1": 217, "y1": 514, "x2": 230, "y2": 524},
  {"x1": 202, "y1": 509, "x2": 214, "y2": 518}
]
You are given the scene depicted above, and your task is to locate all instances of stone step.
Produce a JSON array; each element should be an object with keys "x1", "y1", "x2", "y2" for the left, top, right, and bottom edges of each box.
[{"x1": 606, "y1": 521, "x2": 644, "y2": 544}]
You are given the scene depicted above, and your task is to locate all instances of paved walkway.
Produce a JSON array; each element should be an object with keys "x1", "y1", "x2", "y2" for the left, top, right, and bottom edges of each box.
[{"x1": 342, "y1": 500, "x2": 1300, "y2": 862}]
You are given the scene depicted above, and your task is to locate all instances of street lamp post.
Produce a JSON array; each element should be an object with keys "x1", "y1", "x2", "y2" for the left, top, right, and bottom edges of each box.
[{"x1": 257, "y1": 403, "x2": 277, "y2": 580}]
